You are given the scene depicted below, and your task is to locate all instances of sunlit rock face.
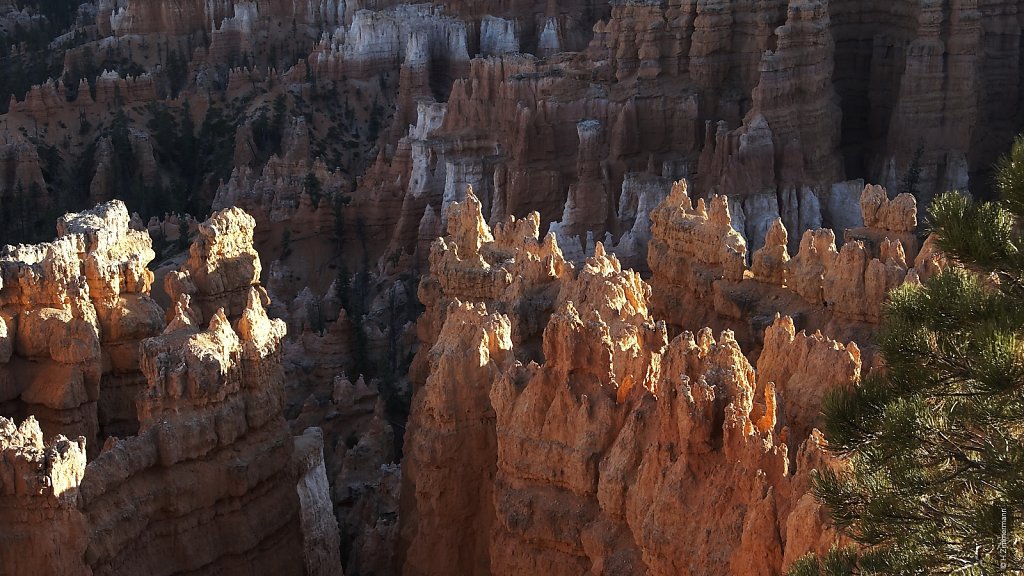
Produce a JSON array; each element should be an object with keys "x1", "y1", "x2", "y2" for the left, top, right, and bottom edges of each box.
[
  {"x1": 0, "y1": 204, "x2": 338, "y2": 576},
  {"x1": 0, "y1": 0, "x2": 1014, "y2": 574},
  {"x1": 647, "y1": 180, "x2": 940, "y2": 350},
  {"x1": 0, "y1": 201, "x2": 164, "y2": 451},
  {"x1": 401, "y1": 189, "x2": 865, "y2": 575}
]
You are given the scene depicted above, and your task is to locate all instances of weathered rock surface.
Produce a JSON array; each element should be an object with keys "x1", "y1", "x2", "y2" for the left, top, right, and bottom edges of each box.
[
  {"x1": 336, "y1": 0, "x2": 1022, "y2": 285},
  {"x1": 214, "y1": 117, "x2": 349, "y2": 230},
  {"x1": 648, "y1": 180, "x2": 922, "y2": 350},
  {"x1": 163, "y1": 206, "x2": 267, "y2": 323},
  {"x1": 402, "y1": 302, "x2": 512, "y2": 575},
  {"x1": 0, "y1": 201, "x2": 164, "y2": 451},
  {"x1": 402, "y1": 184, "x2": 861, "y2": 575},
  {"x1": 758, "y1": 315, "x2": 861, "y2": 444},
  {"x1": 295, "y1": 426, "x2": 347, "y2": 576},
  {"x1": 411, "y1": 188, "x2": 568, "y2": 385},
  {"x1": 844, "y1": 183, "x2": 919, "y2": 261},
  {"x1": 648, "y1": 180, "x2": 748, "y2": 299},
  {"x1": 0, "y1": 204, "x2": 339, "y2": 575},
  {"x1": 0, "y1": 0, "x2": 1009, "y2": 574},
  {"x1": 0, "y1": 416, "x2": 89, "y2": 575}
]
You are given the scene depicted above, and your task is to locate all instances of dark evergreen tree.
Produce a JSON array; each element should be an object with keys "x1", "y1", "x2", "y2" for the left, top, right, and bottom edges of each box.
[
  {"x1": 177, "y1": 217, "x2": 189, "y2": 252},
  {"x1": 11, "y1": 180, "x2": 29, "y2": 240},
  {"x1": 790, "y1": 138, "x2": 1024, "y2": 575},
  {"x1": 303, "y1": 172, "x2": 322, "y2": 205},
  {"x1": 178, "y1": 100, "x2": 196, "y2": 173},
  {"x1": 146, "y1": 103, "x2": 179, "y2": 163},
  {"x1": 107, "y1": 108, "x2": 139, "y2": 210},
  {"x1": 898, "y1": 143, "x2": 926, "y2": 202}
]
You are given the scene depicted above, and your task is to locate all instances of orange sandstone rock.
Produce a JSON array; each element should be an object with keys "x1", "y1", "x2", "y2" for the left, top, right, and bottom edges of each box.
[
  {"x1": 0, "y1": 204, "x2": 337, "y2": 576},
  {"x1": 0, "y1": 201, "x2": 165, "y2": 449},
  {"x1": 403, "y1": 193, "x2": 856, "y2": 575}
]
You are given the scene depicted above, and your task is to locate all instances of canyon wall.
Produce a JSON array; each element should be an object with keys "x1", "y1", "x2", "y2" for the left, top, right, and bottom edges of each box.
[
  {"x1": 0, "y1": 202, "x2": 341, "y2": 575},
  {"x1": 2, "y1": 0, "x2": 1021, "y2": 254},
  {"x1": 0, "y1": 1, "x2": 1016, "y2": 574},
  {"x1": 341, "y1": 0, "x2": 1021, "y2": 286},
  {"x1": 647, "y1": 179, "x2": 943, "y2": 351},
  {"x1": 0, "y1": 201, "x2": 164, "y2": 452},
  {"x1": 400, "y1": 187, "x2": 875, "y2": 575}
]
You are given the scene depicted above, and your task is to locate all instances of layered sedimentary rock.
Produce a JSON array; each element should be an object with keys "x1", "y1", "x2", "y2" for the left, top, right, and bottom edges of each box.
[
  {"x1": 0, "y1": 416, "x2": 89, "y2": 575},
  {"x1": 8, "y1": 73, "x2": 158, "y2": 125},
  {"x1": 351, "y1": 1, "x2": 806, "y2": 269},
  {"x1": 844, "y1": 183, "x2": 919, "y2": 261},
  {"x1": 870, "y1": 0, "x2": 977, "y2": 197},
  {"x1": 695, "y1": 0, "x2": 840, "y2": 252},
  {"x1": 341, "y1": 0, "x2": 1021, "y2": 288},
  {"x1": 751, "y1": 0, "x2": 843, "y2": 188},
  {"x1": 548, "y1": 119, "x2": 613, "y2": 257},
  {"x1": 490, "y1": 314, "x2": 845, "y2": 575},
  {"x1": 0, "y1": 201, "x2": 164, "y2": 450},
  {"x1": 480, "y1": 16, "x2": 520, "y2": 55},
  {"x1": 648, "y1": 181, "x2": 748, "y2": 298},
  {"x1": 311, "y1": 5, "x2": 469, "y2": 82},
  {"x1": 215, "y1": 117, "x2": 349, "y2": 224},
  {"x1": 0, "y1": 204, "x2": 339, "y2": 575},
  {"x1": 752, "y1": 218, "x2": 790, "y2": 286},
  {"x1": 163, "y1": 206, "x2": 268, "y2": 323},
  {"x1": 0, "y1": 0, "x2": 1014, "y2": 574},
  {"x1": 403, "y1": 190, "x2": 857, "y2": 574},
  {"x1": 352, "y1": 48, "x2": 704, "y2": 269},
  {"x1": 402, "y1": 302, "x2": 512, "y2": 575},
  {"x1": 59, "y1": 203, "x2": 167, "y2": 440},
  {"x1": 86, "y1": 293, "x2": 304, "y2": 575},
  {"x1": 828, "y1": 0, "x2": 1023, "y2": 197},
  {"x1": 295, "y1": 426, "x2": 347, "y2": 576},
  {"x1": 606, "y1": 171, "x2": 673, "y2": 272},
  {"x1": 105, "y1": 0, "x2": 351, "y2": 51},
  {"x1": 403, "y1": 190, "x2": 567, "y2": 571},
  {"x1": 648, "y1": 180, "x2": 923, "y2": 348},
  {"x1": 410, "y1": 188, "x2": 567, "y2": 385},
  {"x1": 757, "y1": 315, "x2": 861, "y2": 444}
]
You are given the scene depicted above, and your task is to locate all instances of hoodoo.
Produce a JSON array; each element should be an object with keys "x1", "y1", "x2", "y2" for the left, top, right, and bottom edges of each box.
[{"x1": 0, "y1": 0, "x2": 1020, "y2": 573}]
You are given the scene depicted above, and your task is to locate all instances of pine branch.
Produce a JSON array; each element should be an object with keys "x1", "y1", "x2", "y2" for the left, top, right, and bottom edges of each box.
[
  {"x1": 997, "y1": 134, "x2": 1024, "y2": 222},
  {"x1": 929, "y1": 193, "x2": 1019, "y2": 272}
]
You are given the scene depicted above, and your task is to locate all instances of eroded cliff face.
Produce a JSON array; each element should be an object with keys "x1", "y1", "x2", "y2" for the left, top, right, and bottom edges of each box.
[
  {"x1": 0, "y1": 201, "x2": 164, "y2": 452},
  {"x1": 0, "y1": 0, "x2": 1012, "y2": 574},
  {"x1": 1, "y1": 0, "x2": 1020, "y2": 256},
  {"x1": 338, "y1": 0, "x2": 1021, "y2": 292},
  {"x1": 0, "y1": 203, "x2": 341, "y2": 575},
  {"x1": 402, "y1": 302, "x2": 511, "y2": 575},
  {"x1": 0, "y1": 416, "x2": 89, "y2": 575},
  {"x1": 829, "y1": 0, "x2": 1024, "y2": 198},
  {"x1": 402, "y1": 189, "x2": 858, "y2": 575},
  {"x1": 647, "y1": 179, "x2": 944, "y2": 353}
]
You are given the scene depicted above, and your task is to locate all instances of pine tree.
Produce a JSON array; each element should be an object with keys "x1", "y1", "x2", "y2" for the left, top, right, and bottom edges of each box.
[
  {"x1": 790, "y1": 137, "x2": 1024, "y2": 575},
  {"x1": 898, "y1": 143, "x2": 925, "y2": 201}
]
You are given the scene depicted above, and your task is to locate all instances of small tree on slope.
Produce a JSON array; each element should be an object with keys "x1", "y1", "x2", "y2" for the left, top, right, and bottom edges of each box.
[{"x1": 790, "y1": 137, "x2": 1024, "y2": 575}]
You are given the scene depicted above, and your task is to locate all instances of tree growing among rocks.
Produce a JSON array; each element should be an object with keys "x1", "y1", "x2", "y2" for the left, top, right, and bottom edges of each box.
[{"x1": 791, "y1": 137, "x2": 1024, "y2": 575}]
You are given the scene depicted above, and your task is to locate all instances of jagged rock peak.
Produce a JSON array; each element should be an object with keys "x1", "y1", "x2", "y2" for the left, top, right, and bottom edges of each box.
[
  {"x1": 0, "y1": 415, "x2": 87, "y2": 501},
  {"x1": 165, "y1": 206, "x2": 269, "y2": 323},
  {"x1": 859, "y1": 184, "x2": 917, "y2": 233},
  {"x1": 445, "y1": 186, "x2": 494, "y2": 261}
]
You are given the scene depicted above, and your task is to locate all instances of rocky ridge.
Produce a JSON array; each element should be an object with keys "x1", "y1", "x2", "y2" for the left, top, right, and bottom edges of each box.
[
  {"x1": 401, "y1": 187, "x2": 862, "y2": 574},
  {"x1": 0, "y1": 201, "x2": 164, "y2": 451},
  {"x1": 648, "y1": 179, "x2": 943, "y2": 351},
  {"x1": 0, "y1": 202, "x2": 342, "y2": 575},
  {"x1": 342, "y1": 0, "x2": 1021, "y2": 291},
  {"x1": 0, "y1": 0, "x2": 1016, "y2": 574}
]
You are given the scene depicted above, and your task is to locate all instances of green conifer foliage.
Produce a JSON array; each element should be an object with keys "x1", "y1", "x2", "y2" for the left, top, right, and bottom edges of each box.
[{"x1": 790, "y1": 137, "x2": 1024, "y2": 575}]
